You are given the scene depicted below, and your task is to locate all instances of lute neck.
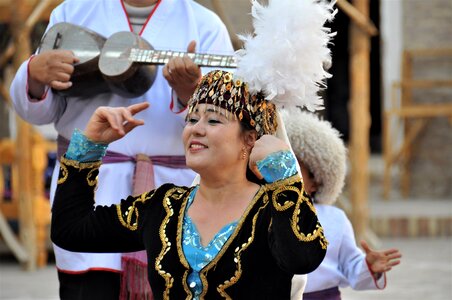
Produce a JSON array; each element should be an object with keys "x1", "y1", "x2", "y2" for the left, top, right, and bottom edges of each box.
[{"x1": 129, "y1": 48, "x2": 237, "y2": 68}]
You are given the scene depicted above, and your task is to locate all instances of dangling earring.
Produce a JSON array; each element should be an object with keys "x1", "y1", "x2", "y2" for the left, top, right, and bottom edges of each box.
[{"x1": 241, "y1": 147, "x2": 247, "y2": 160}]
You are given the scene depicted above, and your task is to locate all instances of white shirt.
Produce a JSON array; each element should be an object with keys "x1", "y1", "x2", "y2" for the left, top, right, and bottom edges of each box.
[
  {"x1": 292, "y1": 204, "x2": 385, "y2": 298},
  {"x1": 10, "y1": 0, "x2": 234, "y2": 272}
]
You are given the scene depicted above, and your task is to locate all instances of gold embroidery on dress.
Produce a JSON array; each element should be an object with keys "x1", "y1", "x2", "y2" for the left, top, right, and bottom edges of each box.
[
  {"x1": 116, "y1": 192, "x2": 152, "y2": 231},
  {"x1": 265, "y1": 173, "x2": 300, "y2": 190},
  {"x1": 57, "y1": 163, "x2": 68, "y2": 184},
  {"x1": 271, "y1": 185, "x2": 298, "y2": 211},
  {"x1": 60, "y1": 156, "x2": 102, "y2": 170},
  {"x1": 216, "y1": 192, "x2": 269, "y2": 298},
  {"x1": 116, "y1": 192, "x2": 154, "y2": 231},
  {"x1": 176, "y1": 189, "x2": 191, "y2": 268},
  {"x1": 87, "y1": 169, "x2": 98, "y2": 187},
  {"x1": 175, "y1": 188, "x2": 194, "y2": 298},
  {"x1": 288, "y1": 189, "x2": 328, "y2": 249},
  {"x1": 267, "y1": 175, "x2": 328, "y2": 249},
  {"x1": 155, "y1": 187, "x2": 187, "y2": 299},
  {"x1": 182, "y1": 271, "x2": 192, "y2": 300},
  {"x1": 58, "y1": 157, "x2": 102, "y2": 185}
]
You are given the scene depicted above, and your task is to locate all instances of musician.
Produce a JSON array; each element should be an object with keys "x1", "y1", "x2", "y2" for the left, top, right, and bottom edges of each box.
[{"x1": 9, "y1": 0, "x2": 233, "y2": 299}]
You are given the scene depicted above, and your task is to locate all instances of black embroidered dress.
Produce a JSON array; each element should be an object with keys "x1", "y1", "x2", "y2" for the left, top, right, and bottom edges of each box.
[{"x1": 52, "y1": 156, "x2": 327, "y2": 300}]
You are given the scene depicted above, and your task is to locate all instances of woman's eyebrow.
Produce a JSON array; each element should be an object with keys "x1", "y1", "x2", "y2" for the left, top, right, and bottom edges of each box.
[{"x1": 205, "y1": 108, "x2": 227, "y2": 118}]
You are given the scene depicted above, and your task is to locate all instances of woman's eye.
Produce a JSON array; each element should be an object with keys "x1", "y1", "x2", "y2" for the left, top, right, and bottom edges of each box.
[
  {"x1": 208, "y1": 119, "x2": 221, "y2": 124},
  {"x1": 187, "y1": 118, "x2": 198, "y2": 124}
]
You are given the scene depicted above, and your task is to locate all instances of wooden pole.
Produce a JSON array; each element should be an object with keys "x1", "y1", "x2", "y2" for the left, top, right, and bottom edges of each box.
[
  {"x1": 11, "y1": 0, "x2": 36, "y2": 271},
  {"x1": 348, "y1": 0, "x2": 371, "y2": 241},
  {"x1": 337, "y1": 0, "x2": 378, "y2": 36},
  {"x1": 210, "y1": 0, "x2": 243, "y2": 50}
]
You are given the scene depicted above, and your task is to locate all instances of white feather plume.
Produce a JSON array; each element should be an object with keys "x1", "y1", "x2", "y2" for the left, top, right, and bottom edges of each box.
[{"x1": 234, "y1": 0, "x2": 336, "y2": 111}]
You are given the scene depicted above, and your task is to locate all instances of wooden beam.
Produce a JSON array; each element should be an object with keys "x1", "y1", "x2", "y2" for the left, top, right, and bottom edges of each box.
[
  {"x1": 0, "y1": 140, "x2": 28, "y2": 263},
  {"x1": 210, "y1": 0, "x2": 243, "y2": 50},
  {"x1": 0, "y1": 80, "x2": 12, "y2": 105},
  {"x1": 337, "y1": 0, "x2": 378, "y2": 36},
  {"x1": 11, "y1": 0, "x2": 36, "y2": 271},
  {"x1": 0, "y1": 0, "x2": 62, "y2": 23},
  {"x1": 385, "y1": 104, "x2": 452, "y2": 118},
  {"x1": 348, "y1": 0, "x2": 371, "y2": 241},
  {"x1": 0, "y1": 0, "x2": 55, "y2": 70},
  {"x1": 0, "y1": 44, "x2": 15, "y2": 69},
  {"x1": 0, "y1": 211, "x2": 28, "y2": 263},
  {"x1": 399, "y1": 80, "x2": 452, "y2": 89}
]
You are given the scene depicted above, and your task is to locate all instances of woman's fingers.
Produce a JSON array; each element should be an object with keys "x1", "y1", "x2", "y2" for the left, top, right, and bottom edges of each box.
[
  {"x1": 128, "y1": 102, "x2": 150, "y2": 115},
  {"x1": 105, "y1": 109, "x2": 124, "y2": 135},
  {"x1": 86, "y1": 103, "x2": 149, "y2": 143},
  {"x1": 249, "y1": 160, "x2": 264, "y2": 180},
  {"x1": 121, "y1": 106, "x2": 146, "y2": 134}
]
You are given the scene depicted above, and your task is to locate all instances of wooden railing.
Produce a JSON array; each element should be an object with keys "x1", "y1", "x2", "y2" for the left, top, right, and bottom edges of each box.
[
  {"x1": 0, "y1": 132, "x2": 55, "y2": 268},
  {"x1": 382, "y1": 48, "x2": 452, "y2": 199}
]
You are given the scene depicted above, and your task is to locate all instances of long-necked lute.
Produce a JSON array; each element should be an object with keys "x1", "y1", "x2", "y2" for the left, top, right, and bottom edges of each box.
[{"x1": 37, "y1": 22, "x2": 236, "y2": 98}]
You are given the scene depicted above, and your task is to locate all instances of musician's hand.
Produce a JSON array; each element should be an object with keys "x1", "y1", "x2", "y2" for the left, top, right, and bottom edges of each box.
[
  {"x1": 162, "y1": 40, "x2": 202, "y2": 106},
  {"x1": 84, "y1": 102, "x2": 150, "y2": 144},
  {"x1": 28, "y1": 50, "x2": 79, "y2": 98}
]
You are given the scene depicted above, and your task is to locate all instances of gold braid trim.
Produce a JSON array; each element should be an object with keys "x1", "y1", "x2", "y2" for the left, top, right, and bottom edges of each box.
[
  {"x1": 155, "y1": 187, "x2": 186, "y2": 300},
  {"x1": 58, "y1": 157, "x2": 102, "y2": 185},
  {"x1": 270, "y1": 174, "x2": 328, "y2": 249},
  {"x1": 57, "y1": 163, "x2": 68, "y2": 184},
  {"x1": 264, "y1": 173, "x2": 301, "y2": 191},
  {"x1": 291, "y1": 190, "x2": 328, "y2": 249},
  {"x1": 216, "y1": 191, "x2": 269, "y2": 299},
  {"x1": 271, "y1": 185, "x2": 298, "y2": 211},
  {"x1": 175, "y1": 188, "x2": 195, "y2": 299},
  {"x1": 182, "y1": 270, "x2": 192, "y2": 300},
  {"x1": 115, "y1": 192, "x2": 153, "y2": 231}
]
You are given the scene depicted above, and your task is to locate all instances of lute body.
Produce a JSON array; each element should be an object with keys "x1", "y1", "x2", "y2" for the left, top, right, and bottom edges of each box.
[{"x1": 37, "y1": 22, "x2": 236, "y2": 98}]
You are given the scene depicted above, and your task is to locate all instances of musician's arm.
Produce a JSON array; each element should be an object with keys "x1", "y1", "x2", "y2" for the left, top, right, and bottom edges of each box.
[
  {"x1": 168, "y1": 14, "x2": 234, "y2": 113},
  {"x1": 9, "y1": 57, "x2": 66, "y2": 125},
  {"x1": 8, "y1": 7, "x2": 69, "y2": 125}
]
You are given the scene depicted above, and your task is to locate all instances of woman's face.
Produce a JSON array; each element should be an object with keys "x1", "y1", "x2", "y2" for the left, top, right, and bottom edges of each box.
[
  {"x1": 183, "y1": 104, "x2": 246, "y2": 174},
  {"x1": 299, "y1": 161, "x2": 318, "y2": 197}
]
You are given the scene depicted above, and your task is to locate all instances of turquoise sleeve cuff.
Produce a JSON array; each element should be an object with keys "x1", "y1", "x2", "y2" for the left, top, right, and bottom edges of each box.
[
  {"x1": 66, "y1": 129, "x2": 108, "y2": 162},
  {"x1": 256, "y1": 150, "x2": 298, "y2": 183}
]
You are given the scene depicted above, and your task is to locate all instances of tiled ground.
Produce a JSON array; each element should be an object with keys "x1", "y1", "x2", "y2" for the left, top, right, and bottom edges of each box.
[{"x1": 1, "y1": 237, "x2": 451, "y2": 300}]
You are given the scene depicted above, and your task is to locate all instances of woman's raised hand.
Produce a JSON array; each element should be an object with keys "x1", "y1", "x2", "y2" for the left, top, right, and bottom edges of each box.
[
  {"x1": 249, "y1": 135, "x2": 290, "y2": 179},
  {"x1": 84, "y1": 102, "x2": 150, "y2": 144}
]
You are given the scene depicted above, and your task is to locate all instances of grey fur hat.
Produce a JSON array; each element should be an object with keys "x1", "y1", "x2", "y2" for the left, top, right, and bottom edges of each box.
[{"x1": 281, "y1": 108, "x2": 347, "y2": 204}]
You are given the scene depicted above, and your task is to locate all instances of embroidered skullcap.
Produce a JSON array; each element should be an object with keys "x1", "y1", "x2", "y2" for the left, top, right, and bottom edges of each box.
[
  {"x1": 282, "y1": 108, "x2": 347, "y2": 204},
  {"x1": 187, "y1": 70, "x2": 278, "y2": 137}
]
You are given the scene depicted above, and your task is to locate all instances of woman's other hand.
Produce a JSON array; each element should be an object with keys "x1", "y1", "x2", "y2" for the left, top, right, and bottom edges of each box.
[
  {"x1": 84, "y1": 102, "x2": 150, "y2": 144},
  {"x1": 249, "y1": 135, "x2": 290, "y2": 179}
]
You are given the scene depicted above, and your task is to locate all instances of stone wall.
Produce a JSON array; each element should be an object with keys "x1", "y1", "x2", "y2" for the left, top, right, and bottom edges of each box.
[
  {"x1": 197, "y1": 0, "x2": 253, "y2": 37},
  {"x1": 402, "y1": 0, "x2": 452, "y2": 198}
]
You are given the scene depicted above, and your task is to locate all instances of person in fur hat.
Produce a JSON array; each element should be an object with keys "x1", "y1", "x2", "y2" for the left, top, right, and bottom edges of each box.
[{"x1": 283, "y1": 109, "x2": 402, "y2": 300}]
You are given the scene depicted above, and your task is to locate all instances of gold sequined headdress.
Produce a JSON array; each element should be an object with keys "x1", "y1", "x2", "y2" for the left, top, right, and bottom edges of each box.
[
  {"x1": 188, "y1": 0, "x2": 336, "y2": 137},
  {"x1": 188, "y1": 70, "x2": 277, "y2": 137}
]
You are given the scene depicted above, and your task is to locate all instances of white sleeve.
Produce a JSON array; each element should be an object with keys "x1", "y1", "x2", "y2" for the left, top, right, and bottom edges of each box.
[
  {"x1": 9, "y1": 8, "x2": 67, "y2": 125},
  {"x1": 338, "y1": 214, "x2": 386, "y2": 290}
]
